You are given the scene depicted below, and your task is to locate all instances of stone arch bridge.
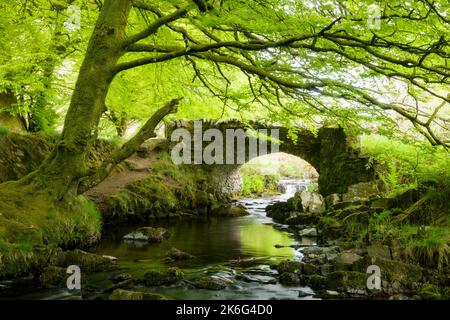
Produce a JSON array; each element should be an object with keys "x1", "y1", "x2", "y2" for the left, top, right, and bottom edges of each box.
[{"x1": 165, "y1": 120, "x2": 375, "y2": 197}]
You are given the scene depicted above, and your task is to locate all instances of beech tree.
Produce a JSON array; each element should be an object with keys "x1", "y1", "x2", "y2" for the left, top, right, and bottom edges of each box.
[{"x1": 0, "y1": 0, "x2": 449, "y2": 259}]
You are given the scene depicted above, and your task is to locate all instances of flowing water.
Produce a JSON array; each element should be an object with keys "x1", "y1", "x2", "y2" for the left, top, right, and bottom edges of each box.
[{"x1": 1, "y1": 179, "x2": 317, "y2": 300}]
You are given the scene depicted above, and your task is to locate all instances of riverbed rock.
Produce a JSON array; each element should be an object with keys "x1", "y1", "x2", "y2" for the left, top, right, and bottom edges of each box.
[
  {"x1": 279, "y1": 272, "x2": 301, "y2": 285},
  {"x1": 298, "y1": 228, "x2": 318, "y2": 238},
  {"x1": 109, "y1": 289, "x2": 167, "y2": 300},
  {"x1": 124, "y1": 227, "x2": 170, "y2": 243},
  {"x1": 143, "y1": 268, "x2": 183, "y2": 286},
  {"x1": 305, "y1": 275, "x2": 327, "y2": 289},
  {"x1": 111, "y1": 273, "x2": 133, "y2": 284},
  {"x1": 298, "y1": 289, "x2": 313, "y2": 298},
  {"x1": 39, "y1": 266, "x2": 67, "y2": 288},
  {"x1": 326, "y1": 271, "x2": 368, "y2": 294},
  {"x1": 303, "y1": 263, "x2": 320, "y2": 275},
  {"x1": 166, "y1": 247, "x2": 195, "y2": 261},
  {"x1": 194, "y1": 276, "x2": 231, "y2": 290},
  {"x1": 210, "y1": 204, "x2": 249, "y2": 217},
  {"x1": 299, "y1": 191, "x2": 325, "y2": 213},
  {"x1": 49, "y1": 249, "x2": 117, "y2": 272},
  {"x1": 266, "y1": 202, "x2": 290, "y2": 222},
  {"x1": 286, "y1": 195, "x2": 303, "y2": 212},
  {"x1": 285, "y1": 212, "x2": 314, "y2": 225},
  {"x1": 277, "y1": 260, "x2": 303, "y2": 273}
]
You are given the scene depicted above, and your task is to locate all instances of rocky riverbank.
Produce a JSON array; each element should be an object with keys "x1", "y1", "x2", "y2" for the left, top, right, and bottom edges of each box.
[{"x1": 266, "y1": 181, "x2": 449, "y2": 300}]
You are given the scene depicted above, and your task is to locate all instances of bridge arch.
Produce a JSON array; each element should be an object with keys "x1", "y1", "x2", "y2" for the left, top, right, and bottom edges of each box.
[{"x1": 166, "y1": 120, "x2": 375, "y2": 197}]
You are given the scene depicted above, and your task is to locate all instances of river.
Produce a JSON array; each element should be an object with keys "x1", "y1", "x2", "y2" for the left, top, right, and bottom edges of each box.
[{"x1": 2, "y1": 179, "x2": 318, "y2": 300}]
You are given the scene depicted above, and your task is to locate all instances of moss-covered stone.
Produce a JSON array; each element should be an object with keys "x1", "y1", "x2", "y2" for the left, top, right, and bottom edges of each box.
[
  {"x1": 194, "y1": 276, "x2": 231, "y2": 290},
  {"x1": 49, "y1": 249, "x2": 116, "y2": 272},
  {"x1": 39, "y1": 266, "x2": 68, "y2": 289},
  {"x1": 325, "y1": 271, "x2": 368, "y2": 292},
  {"x1": 109, "y1": 289, "x2": 168, "y2": 300},
  {"x1": 279, "y1": 272, "x2": 301, "y2": 285},
  {"x1": 360, "y1": 256, "x2": 423, "y2": 287},
  {"x1": 306, "y1": 275, "x2": 327, "y2": 289},
  {"x1": 143, "y1": 268, "x2": 183, "y2": 286},
  {"x1": 123, "y1": 227, "x2": 170, "y2": 243},
  {"x1": 277, "y1": 260, "x2": 303, "y2": 273}
]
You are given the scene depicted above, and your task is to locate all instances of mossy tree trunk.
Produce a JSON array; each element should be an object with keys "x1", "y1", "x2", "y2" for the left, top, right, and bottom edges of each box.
[{"x1": 11, "y1": 0, "x2": 133, "y2": 201}]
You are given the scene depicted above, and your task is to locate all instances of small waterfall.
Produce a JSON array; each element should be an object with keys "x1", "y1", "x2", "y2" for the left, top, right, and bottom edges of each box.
[{"x1": 278, "y1": 179, "x2": 311, "y2": 200}]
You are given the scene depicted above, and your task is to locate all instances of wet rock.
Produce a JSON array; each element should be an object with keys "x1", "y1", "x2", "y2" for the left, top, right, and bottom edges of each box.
[
  {"x1": 285, "y1": 212, "x2": 314, "y2": 225},
  {"x1": 109, "y1": 289, "x2": 167, "y2": 300},
  {"x1": 194, "y1": 276, "x2": 231, "y2": 290},
  {"x1": 237, "y1": 273, "x2": 277, "y2": 285},
  {"x1": 143, "y1": 268, "x2": 183, "y2": 286},
  {"x1": 166, "y1": 248, "x2": 194, "y2": 261},
  {"x1": 303, "y1": 263, "x2": 320, "y2": 275},
  {"x1": 305, "y1": 275, "x2": 327, "y2": 289},
  {"x1": 211, "y1": 204, "x2": 249, "y2": 217},
  {"x1": 325, "y1": 290, "x2": 340, "y2": 296},
  {"x1": 326, "y1": 271, "x2": 368, "y2": 294},
  {"x1": 298, "y1": 289, "x2": 313, "y2": 298},
  {"x1": 39, "y1": 266, "x2": 67, "y2": 288},
  {"x1": 49, "y1": 249, "x2": 117, "y2": 272},
  {"x1": 124, "y1": 227, "x2": 170, "y2": 243},
  {"x1": 266, "y1": 202, "x2": 290, "y2": 222},
  {"x1": 277, "y1": 260, "x2": 303, "y2": 273},
  {"x1": 111, "y1": 273, "x2": 133, "y2": 284},
  {"x1": 286, "y1": 196, "x2": 303, "y2": 212},
  {"x1": 298, "y1": 228, "x2": 318, "y2": 238},
  {"x1": 299, "y1": 190, "x2": 325, "y2": 213},
  {"x1": 279, "y1": 272, "x2": 301, "y2": 285}
]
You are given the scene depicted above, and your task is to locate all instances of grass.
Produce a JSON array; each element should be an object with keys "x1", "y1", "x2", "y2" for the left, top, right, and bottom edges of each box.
[{"x1": 0, "y1": 183, "x2": 102, "y2": 277}]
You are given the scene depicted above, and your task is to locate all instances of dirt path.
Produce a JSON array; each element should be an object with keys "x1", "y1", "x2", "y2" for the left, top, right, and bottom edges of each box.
[{"x1": 84, "y1": 154, "x2": 154, "y2": 210}]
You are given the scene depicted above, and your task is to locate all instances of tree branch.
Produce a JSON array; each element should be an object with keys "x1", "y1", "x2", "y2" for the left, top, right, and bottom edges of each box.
[{"x1": 78, "y1": 98, "x2": 183, "y2": 193}]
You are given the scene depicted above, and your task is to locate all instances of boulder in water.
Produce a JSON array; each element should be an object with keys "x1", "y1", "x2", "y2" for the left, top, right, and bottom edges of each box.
[
  {"x1": 298, "y1": 228, "x2": 318, "y2": 238},
  {"x1": 123, "y1": 227, "x2": 170, "y2": 243},
  {"x1": 166, "y1": 247, "x2": 195, "y2": 261},
  {"x1": 143, "y1": 268, "x2": 183, "y2": 286},
  {"x1": 194, "y1": 276, "x2": 232, "y2": 290},
  {"x1": 298, "y1": 190, "x2": 326, "y2": 213}
]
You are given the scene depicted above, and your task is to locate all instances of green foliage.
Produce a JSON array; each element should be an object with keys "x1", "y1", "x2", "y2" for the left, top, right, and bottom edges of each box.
[
  {"x1": 242, "y1": 174, "x2": 265, "y2": 196},
  {"x1": 279, "y1": 163, "x2": 304, "y2": 179},
  {"x1": 0, "y1": 126, "x2": 9, "y2": 135},
  {"x1": 361, "y1": 134, "x2": 450, "y2": 196}
]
